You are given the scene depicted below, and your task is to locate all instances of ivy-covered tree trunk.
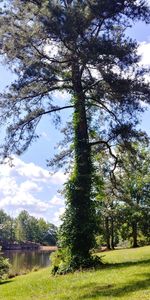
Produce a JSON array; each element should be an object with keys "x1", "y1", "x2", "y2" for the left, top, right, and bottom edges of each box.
[{"x1": 61, "y1": 60, "x2": 96, "y2": 268}]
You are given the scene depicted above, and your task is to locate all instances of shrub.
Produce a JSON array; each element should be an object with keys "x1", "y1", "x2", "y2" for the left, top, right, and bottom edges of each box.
[
  {"x1": 0, "y1": 256, "x2": 10, "y2": 280},
  {"x1": 50, "y1": 248, "x2": 73, "y2": 275},
  {"x1": 50, "y1": 248, "x2": 102, "y2": 275},
  {"x1": 95, "y1": 235, "x2": 106, "y2": 249}
]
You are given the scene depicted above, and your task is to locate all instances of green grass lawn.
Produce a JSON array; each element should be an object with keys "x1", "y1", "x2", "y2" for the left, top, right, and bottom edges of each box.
[{"x1": 1, "y1": 246, "x2": 150, "y2": 300}]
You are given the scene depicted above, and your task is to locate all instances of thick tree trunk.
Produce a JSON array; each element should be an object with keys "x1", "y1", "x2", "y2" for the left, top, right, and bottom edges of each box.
[
  {"x1": 61, "y1": 59, "x2": 96, "y2": 268},
  {"x1": 132, "y1": 221, "x2": 138, "y2": 248}
]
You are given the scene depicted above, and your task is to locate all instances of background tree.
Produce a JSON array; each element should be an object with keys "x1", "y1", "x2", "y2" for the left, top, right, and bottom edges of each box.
[
  {"x1": 15, "y1": 211, "x2": 30, "y2": 242},
  {"x1": 37, "y1": 218, "x2": 57, "y2": 246},
  {"x1": 94, "y1": 143, "x2": 150, "y2": 249},
  {"x1": 0, "y1": 210, "x2": 15, "y2": 243},
  {"x1": 117, "y1": 144, "x2": 150, "y2": 247},
  {"x1": 0, "y1": 209, "x2": 57, "y2": 245},
  {"x1": 15, "y1": 210, "x2": 57, "y2": 244},
  {"x1": 0, "y1": 0, "x2": 150, "y2": 271}
]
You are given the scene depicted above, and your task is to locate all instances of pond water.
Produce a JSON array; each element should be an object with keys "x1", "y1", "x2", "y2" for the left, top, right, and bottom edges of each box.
[{"x1": 2, "y1": 250, "x2": 52, "y2": 274}]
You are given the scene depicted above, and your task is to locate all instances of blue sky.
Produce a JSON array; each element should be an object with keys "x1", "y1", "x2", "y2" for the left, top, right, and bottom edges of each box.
[{"x1": 0, "y1": 19, "x2": 150, "y2": 225}]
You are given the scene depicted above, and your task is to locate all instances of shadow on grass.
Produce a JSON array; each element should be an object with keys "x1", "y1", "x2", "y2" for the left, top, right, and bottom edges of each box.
[
  {"x1": 103, "y1": 258, "x2": 150, "y2": 270},
  {"x1": 74, "y1": 259, "x2": 150, "y2": 299},
  {"x1": 60, "y1": 259, "x2": 150, "y2": 300},
  {"x1": 78, "y1": 274, "x2": 150, "y2": 299},
  {"x1": 0, "y1": 280, "x2": 12, "y2": 285}
]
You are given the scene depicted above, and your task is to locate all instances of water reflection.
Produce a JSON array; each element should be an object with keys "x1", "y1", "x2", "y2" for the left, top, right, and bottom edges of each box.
[{"x1": 2, "y1": 250, "x2": 51, "y2": 274}]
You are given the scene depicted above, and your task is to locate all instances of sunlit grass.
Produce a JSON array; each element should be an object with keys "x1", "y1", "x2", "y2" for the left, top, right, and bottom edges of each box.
[{"x1": 1, "y1": 245, "x2": 150, "y2": 300}]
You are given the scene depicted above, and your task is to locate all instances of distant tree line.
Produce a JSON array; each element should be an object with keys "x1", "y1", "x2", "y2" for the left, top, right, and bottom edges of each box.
[{"x1": 0, "y1": 210, "x2": 57, "y2": 246}]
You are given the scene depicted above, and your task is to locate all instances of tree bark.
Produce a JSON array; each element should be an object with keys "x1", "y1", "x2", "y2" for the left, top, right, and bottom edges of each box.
[
  {"x1": 132, "y1": 221, "x2": 138, "y2": 248},
  {"x1": 110, "y1": 216, "x2": 114, "y2": 250},
  {"x1": 105, "y1": 216, "x2": 111, "y2": 250}
]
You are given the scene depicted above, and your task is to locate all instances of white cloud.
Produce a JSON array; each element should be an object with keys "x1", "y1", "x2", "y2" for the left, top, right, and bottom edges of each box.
[
  {"x1": 13, "y1": 157, "x2": 50, "y2": 182},
  {"x1": 50, "y1": 195, "x2": 64, "y2": 206},
  {"x1": 52, "y1": 90, "x2": 71, "y2": 102},
  {"x1": 20, "y1": 181, "x2": 42, "y2": 192},
  {"x1": 0, "y1": 163, "x2": 13, "y2": 177},
  {"x1": 137, "y1": 42, "x2": 150, "y2": 84},
  {"x1": 138, "y1": 42, "x2": 150, "y2": 66},
  {"x1": 0, "y1": 156, "x2": 67, "y2": 224},
  {"x1": 0, "y1": 177, "x2": 18, "y2": 196},
  {"x1": 0, "y1": 192, "x2": 51, "y2": 212},
  {"x1": 2, "y1": 156, "x2": 67, "y2": 185},
  {"x1": 53, "y1": 207, "x2": 65, "y2": 226},
  {"x1": 50, "y1": 171, "x2": 68, "y2": 185}
]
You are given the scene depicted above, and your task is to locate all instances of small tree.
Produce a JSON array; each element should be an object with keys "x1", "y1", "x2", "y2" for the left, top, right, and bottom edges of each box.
[{"x1": 0, "y1": 256, "x2": 10, "y2": 280}]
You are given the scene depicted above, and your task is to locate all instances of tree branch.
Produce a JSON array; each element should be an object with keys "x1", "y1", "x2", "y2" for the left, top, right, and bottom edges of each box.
[
  {"x1": 31, "y1": 42, "x2": 71, "y2": 65},
  {"x1": 90, "y1": 139, "x2": 115, "y2": 158},
  {"x1": 87, "y1": 96, "x2": 122, "y2": 125},
  {"x1": 11, "y1": 85, "x2": 73, "y2": 103},
  {"x1": 39, "y1": 105, "x2": 74, "y2": 116},
  {"x1": 90, "y1": 139, "x2": 118, "y2": 188},
  {"x1": 18, "y1": 105, "x2": 74, "y2": 129}
]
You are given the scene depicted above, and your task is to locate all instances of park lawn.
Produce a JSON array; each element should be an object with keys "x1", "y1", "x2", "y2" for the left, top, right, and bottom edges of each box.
[{"x1": 0, "y1": 246, "x2": 150, "y2": 300}]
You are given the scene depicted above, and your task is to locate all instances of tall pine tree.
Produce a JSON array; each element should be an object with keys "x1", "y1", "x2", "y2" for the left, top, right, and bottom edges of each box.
[{"x1": 0, "y1": 0, "x2": 150, "y2": 270}]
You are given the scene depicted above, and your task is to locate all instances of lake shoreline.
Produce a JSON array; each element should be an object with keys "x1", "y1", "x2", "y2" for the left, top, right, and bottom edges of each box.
[
  {"x1": 0, "y1": 242, "x2": 57, "y2": 252},
  {"x1": 2, "y1": 248, "x2": 55, "y2": 276},
  {"x1": 40, "y1": 245, "x2": 57, "y2": 251}
]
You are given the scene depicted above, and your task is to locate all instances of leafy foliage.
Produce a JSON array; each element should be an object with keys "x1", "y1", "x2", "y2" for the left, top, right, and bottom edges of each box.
[{"x1": 0, "y1": 256, "x2": 10, "y2": 280}]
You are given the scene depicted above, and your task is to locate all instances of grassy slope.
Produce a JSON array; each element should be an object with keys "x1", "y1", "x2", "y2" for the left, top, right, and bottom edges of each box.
[{"x1": 1, "y1": 246, "x2": 150, "y2": 300}]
